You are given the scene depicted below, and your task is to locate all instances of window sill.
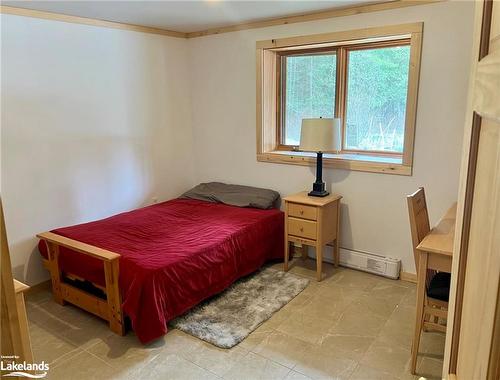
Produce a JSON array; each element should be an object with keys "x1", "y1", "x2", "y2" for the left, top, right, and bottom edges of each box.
[{"x1": 257, "y1": 150, "x2": 412, "y2": 176}]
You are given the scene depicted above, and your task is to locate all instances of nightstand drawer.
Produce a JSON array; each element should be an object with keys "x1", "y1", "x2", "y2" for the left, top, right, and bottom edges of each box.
[
  {"x1": 288, "y1": 217, "x2": 317, "y2": 240},
  {"x1": 288, "y1": 203, "x2": 317, "y2": 221}
]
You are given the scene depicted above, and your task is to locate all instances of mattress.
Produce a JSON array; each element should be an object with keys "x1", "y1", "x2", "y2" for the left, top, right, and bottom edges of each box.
[{"x1": 38, "y1": 198, "x2": 284, "y2": 343}]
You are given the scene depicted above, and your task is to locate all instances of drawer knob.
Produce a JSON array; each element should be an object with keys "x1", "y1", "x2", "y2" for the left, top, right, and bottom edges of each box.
[
  {"x1": 300, "y1": 210, "x2": 304, "y2": 215},
  {"x1": 300, "y1": 227, "x2": 304, "y2": 232}
]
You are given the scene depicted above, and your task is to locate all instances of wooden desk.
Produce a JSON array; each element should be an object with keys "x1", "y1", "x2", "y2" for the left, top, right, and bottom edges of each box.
[
  {"x1": 417, "y1": 203, "x2": 457, "y2": 273},
  {"x1": 411, "y1": 202, "x2": 457, "y2": 369}
]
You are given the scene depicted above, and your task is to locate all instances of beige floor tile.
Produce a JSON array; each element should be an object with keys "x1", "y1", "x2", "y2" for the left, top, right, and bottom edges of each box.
[
  {"x1": 26, "y1": 299, "x2": 71, "y2": 325},
  {"x1": 321, "y1": 334, "x2": 375, "y2": 361},
  {"x1": 294, "y1": 284, "x2": 362, "y2": 322},
  {"x1": 288, "y1": 259, "x2": 340, "y2": 282},
  {"x1": 286, "y1": 291, "x2": 314, "y2": 309},
  {"x1": 162, "y1": 329, "x2": 206, "y2": 356},
  {"x1": 329, "y1": 303, "x2": 388, "y2": 337},
  {"x1": 29, "y1": 322, "x2": 79, "y2": 364},
  {"x1": 223, "y1": 352, "x2": 291, "y2": 380},
  {"x1": 115, "y1": 352, "x2": 219, "y2": 380},
  {"x1": 264, "y1": 301, "x2": 304, "y2": 330},
  {"x1": 360, "y1": 341, "x2": 411, "y2": 376},
  {"x1": 50, "y1": 348, "x2": 87, "y2": 369},
  {"x1": 285, "y1": 370, "x2": 313, "y2": 380},
  {"x1": 377, "y1": 305, "x2": 416, "y2": 350},
  {"x1": 295, "y1": 298, "x2": 344, "y2": 323},
  {"x1": 57, "y1": 315, "x2": 114, "y2": 350},
  {"x1": 382, "y1": 277, "x2": 415, "y2": 289},
  {"x1": 401, "y1": 287, "x2": 417, "y2": 307},
  {"x1": 416, "y1": 357, "x2": 443, "y2": 380},
  {"x1": 349, "y1": 364, "x2": 401, "y2": 380},
  {"x1": 390, "y1": 304, "x2": 417, "y2": 325},
  {"x1": 22, "y1": 269, "x2": 430, "y2": 380},
  {"x1": 276, "y1": 313, "x2": 334, "y2": 345},
  {"x1": 328, "y1": 269, "x2": 381, "y2": 291},
  {"x1": 87, "y1": 331, "x2": 165, "y2": 373},
  {"x1": 293, "y1": 343, "x2": 358, "y2": 380},
  {"x1": 376, "y1": 328, "x2": 413, "y2": 352},
  {"x1": 377, "y1": 324, "x2": 413, "y2": 350},
  {"x1": 182, "y1": 340, "x2": 248, "y2": 377},
  {"x1": 28, "y1": 300, "x2": 114, "y2": 350},
  {"x1": 314, "y1": 284, "x2": 367, "y2": 309},
  {"x1": 298, "y1": 281, "x2": 325, "y2": 298},
  {"x1": 252, "y1": 331, "x2": 314, "y2": 368},
  {"x1": 238, "y1": 323, "x2": 275, "y2": 351},
  {"x1": 419, "y1": 332, "x2": 446, "y2": 361},
  {"x1": 47, "y1": 350, "x2": 118, "y2": 380},
  {"x1": 352, "y1": 294, "x2": 399, "y2": 319},
  {"x1": 26, "y1": 285, "x2": 53, "y2": 305},
  {"x1": 368, "y1": 282, "x2": 410, "y2": 305}
]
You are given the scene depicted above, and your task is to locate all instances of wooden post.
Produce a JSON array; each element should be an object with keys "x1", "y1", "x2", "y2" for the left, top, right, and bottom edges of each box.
[
  {"x1": 46, "y1": 241, "x2": 65, "y2": 305},
  {"x1": 411, "y1": 251, "x2": 428, "y2": 374},
  {"x1": 14, "y1": 280, "x2": 34, "y2": 363},
  {"x1": 1, "y1": 198, "x2": 34, "y2": 363},
  {"x1": 316, "y1": 207, "x2": 324, "y2": 282},
  {"x1": 335, "y1": 200, "x2": 341, "y2": 267},
  {"x1": 104, "y1": 259, "x2": 124, "y2": 335},
  {"x1": 284, "y1": 201, "x2": 289, "y2": 271}
]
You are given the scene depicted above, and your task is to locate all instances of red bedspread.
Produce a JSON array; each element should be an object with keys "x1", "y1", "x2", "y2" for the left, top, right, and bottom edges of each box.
[{"x1": 38, "y1": 199, "x2": 284, "y2": 343}]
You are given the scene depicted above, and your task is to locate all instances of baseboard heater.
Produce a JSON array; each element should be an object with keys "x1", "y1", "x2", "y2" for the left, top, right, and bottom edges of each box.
[
  {"x1": 296, "y1": 244, "x2": 401, "y2": 280},
  {"x1": 338, "y1": 248, "x2": 401, "y2": 279}
]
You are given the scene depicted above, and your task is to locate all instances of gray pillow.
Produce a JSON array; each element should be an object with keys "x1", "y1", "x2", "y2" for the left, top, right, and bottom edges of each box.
[{"x1": 180, "y1": 182, "x2": 280, "y2": 210}]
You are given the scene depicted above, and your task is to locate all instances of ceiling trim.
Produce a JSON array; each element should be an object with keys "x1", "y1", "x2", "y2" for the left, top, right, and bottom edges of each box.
[
  {"x1": 185, "y1": 0, "x2": 442, "y2": 38},
  {"x1": 0, "y1": 5, "x2": 188, "y2": 38},
  {"x1": 1, "y1": 1, "x2": 443, "y2": 40}
]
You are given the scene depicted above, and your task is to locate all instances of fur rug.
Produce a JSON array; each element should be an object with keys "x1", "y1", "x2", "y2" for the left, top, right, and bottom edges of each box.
[{"x1": 171, "y1": 267, "x2": 309, "y2": 348}]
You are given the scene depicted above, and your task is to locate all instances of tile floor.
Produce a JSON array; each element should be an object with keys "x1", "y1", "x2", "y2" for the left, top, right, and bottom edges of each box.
[{"x1": 25, "y1": 259, "x2": 445, "y2": 380}]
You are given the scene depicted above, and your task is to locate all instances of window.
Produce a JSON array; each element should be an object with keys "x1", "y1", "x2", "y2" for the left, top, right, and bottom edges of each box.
[
  {"x1": 257, "y1": 23, "x2": 423, "y2": 175},
  {"x1": 281, "y1": 51, "x2": 337, "y2": 146},
  {"x1": 344, "y1": 44, "x2": 410, "y2": 153}
]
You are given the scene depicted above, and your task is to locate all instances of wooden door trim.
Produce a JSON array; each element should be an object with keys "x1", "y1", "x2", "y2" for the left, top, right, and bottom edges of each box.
[
  {"x1": 449, "y1": 112, "x2": 482, "y2": 372},
  {"x1": 447, "y1": 0, "x2": 494, "y2": 374},
  {"x1": 487, "y1": 281, "x2": 500, "y2": 379}
]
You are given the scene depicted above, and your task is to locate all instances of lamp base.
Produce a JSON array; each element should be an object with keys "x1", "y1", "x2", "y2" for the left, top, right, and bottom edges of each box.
[
  {"x1": 308, "y1": 181, "x2": 330, "y2": 197},
  {"x1": 308, "y1": 190, "x2": 330, "y2": 197}
]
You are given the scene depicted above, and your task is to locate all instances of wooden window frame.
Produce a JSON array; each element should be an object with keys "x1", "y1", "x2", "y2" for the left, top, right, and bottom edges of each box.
[{"x1": 256, "y1": 22, "x2": 423, "y2": 175}]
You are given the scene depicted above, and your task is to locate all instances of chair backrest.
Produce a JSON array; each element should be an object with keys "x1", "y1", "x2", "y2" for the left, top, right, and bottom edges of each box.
[{"x1": 407, "y1": 187, "x2": 431, "y2": 271}]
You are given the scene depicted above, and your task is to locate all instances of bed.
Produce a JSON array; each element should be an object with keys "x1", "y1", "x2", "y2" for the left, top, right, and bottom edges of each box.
[{"x1": 37, "y1": 186, "x2": 284, "y2": 343}]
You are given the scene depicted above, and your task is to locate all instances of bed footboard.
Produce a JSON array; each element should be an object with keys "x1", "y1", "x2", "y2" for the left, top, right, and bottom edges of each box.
[{"x1": 37, "y1": 232, "x2": 124, "y2": 336}]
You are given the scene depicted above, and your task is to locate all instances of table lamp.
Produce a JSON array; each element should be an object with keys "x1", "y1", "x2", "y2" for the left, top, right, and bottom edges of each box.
[{"x1": 299, "y1": 117, "x2": 341, "y2": 197}]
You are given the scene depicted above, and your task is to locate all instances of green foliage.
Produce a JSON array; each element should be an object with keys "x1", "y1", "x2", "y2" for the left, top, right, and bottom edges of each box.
[
  {"x1": 285, "y1": 54, "x2": 336, "y2": 145},
  {"x1": 345, "y1": 46, "x2": 410, "y2": 152},
  {"x1": 284, "y1": 46, "x2": 410, "y2": 152}
]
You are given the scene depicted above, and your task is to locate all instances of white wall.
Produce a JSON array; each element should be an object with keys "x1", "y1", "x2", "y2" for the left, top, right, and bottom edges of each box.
[
  {"x1": 188, "y1": 1, "x2": 474, "y2": 274},
  {"x1": 1, "y1": 1, "x2": 475, "y2": 285},
  {"x1": 1, "y1": 15, "x2": 195, "y2": 284}
]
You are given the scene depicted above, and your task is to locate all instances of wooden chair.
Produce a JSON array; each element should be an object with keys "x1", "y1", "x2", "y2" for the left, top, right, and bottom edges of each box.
[{"x1": 407, "y1": 188, "x2": 450, "y2": 373}]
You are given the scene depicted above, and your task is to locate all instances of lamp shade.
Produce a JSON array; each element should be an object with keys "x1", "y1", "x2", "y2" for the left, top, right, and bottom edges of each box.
[{"x1": 299, "y1": 118, "x2": 341, "y2": 152}]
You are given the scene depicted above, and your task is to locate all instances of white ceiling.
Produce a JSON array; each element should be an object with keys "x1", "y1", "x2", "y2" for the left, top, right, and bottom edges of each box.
[{"x1": 3, "y1": 1, "x2": 378, "y2": 33}]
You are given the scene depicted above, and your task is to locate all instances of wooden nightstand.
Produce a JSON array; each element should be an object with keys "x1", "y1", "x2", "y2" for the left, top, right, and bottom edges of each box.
[{"x1": 283, "y1": 191, "x2": 342, "y2": 281}]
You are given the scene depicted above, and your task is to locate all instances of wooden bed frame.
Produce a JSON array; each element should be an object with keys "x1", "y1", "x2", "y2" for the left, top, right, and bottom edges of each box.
[{"x1": 37, "y1": 232, "x2": 125, "y2": 336}]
